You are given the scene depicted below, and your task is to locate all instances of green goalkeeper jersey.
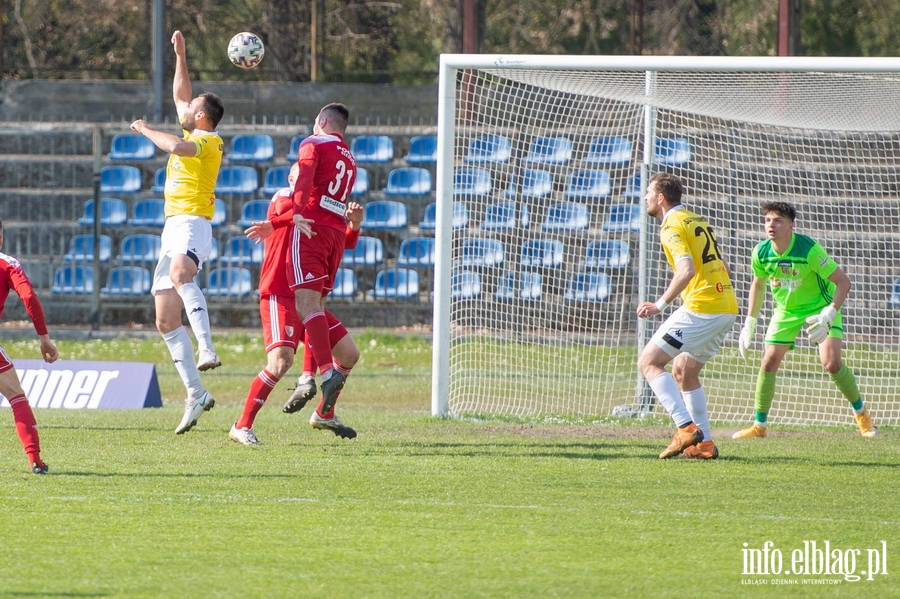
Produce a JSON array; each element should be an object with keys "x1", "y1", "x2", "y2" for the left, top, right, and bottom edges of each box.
[{"x1": 751, "y1": 233, "x2": 839, "y2": 315}]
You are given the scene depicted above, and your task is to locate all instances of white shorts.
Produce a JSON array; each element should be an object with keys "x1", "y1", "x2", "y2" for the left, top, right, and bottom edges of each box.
[
  {"x1": 151, "y1": 214, "x2": 213, "y2": 295},
  {"x1": 651, "y1": 307, "x2": 736, "y2": 364}
]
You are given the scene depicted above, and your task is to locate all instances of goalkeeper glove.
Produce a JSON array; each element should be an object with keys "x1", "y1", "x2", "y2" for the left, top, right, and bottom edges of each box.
[
  {"x1": 805, "y1": 305, "x2": 838, "y2": 345},
  {"x1": 738, "y1": 316, "x2": 757, "y2": 360}
]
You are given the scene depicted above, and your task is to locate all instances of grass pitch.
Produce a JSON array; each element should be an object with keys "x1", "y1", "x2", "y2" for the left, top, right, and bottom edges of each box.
[{"x1": 0, "y1": 331, "x2": 897, "y2": 598}]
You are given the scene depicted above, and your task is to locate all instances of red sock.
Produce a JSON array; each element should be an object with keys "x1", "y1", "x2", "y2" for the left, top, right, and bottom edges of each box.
[
  {"x1": 9, "y1": 394, "x2": 42, "y2": 465},
  {"x1": 302, "y1": 312, "x2": 333, "y2": 375},
  {"x1": 236, "y1": 369, "x2": 278, "y2": 429},
  {"x1": 317, "y1": 358, "x2": 352, "y2": 419},
  {"x1": 303, "y1": 337, "x2": 317, "y2": 375}
]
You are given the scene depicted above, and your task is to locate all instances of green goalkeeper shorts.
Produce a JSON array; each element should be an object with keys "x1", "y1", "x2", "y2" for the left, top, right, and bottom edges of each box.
[{"x1": 765, "y1": 307, "x2": 843, "y2": 348}]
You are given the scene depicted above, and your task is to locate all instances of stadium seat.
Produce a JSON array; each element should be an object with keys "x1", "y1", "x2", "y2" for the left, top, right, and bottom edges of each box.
[
  {"x1": 207, "y1": 237, "x2": 220, "y2": 264},
  {"x1": 219, "y1": 236, "x2": 264, "y2": 266},
  {"x1": 108, "y1": 134, "x2": 155, "y2": 161},
  {"x1": 583, "y1": 136, "x2": 632, "y2": 166},
  {"x1": 351, "y1": 135, "x2": 394, "y2": 163},
  {"x1": 361, "y1": 201, "x2": 408, "y2": 230},
  {"x1": 404, "y1": 135, "x2": 438, "y2": 164},
  {"x1": 505, "y1": 169, "x2": 553, "y2": 200},
  {"x1": 78, "y1": 198, "x2": 128, "y2": 227},
  {"x1": 889, "y1": 279, "x2": 900, "y2": 307},
  {"x1": 342, "y1": 236, "x2": 384, "y2": 266},
  {"x1": 419, "y1": 202, "x2": 469, "y2": 231},
  {"x1": 101, "y1": 267, "x2": 152, "y2": 296},
  {"x1": 520, "y1": 239, "x2": 564, "y2": 269},
  {"x1": 216, "y1": 166, "x2": 259, "y2": 195},
  {"x1": 480, "y1": 201, "x2": 530, "y2": 232},
  {"x1": 260, "y1": 166, "x2": 292, "y2": 196},
  {"x1": 522, "y1": 136, "x2": 573, "y2": 165},
  {"x1": 451, "y1": 270, "x2": 482, "y2": 300},
  {"x1": 397, "y1": 237, "x2": 436, "y2": 267},
  {"x1": 602, "y1": 204, "x2": 642, "y2": 233},
  {"x1": 205, "y1": 267, "x2": 253, "y2": 298},
  {"x1": 236, "y1": 200, "x2": 270, "y2": 228},
  {"x1": 228, "y1": 134, "x2": 275, "y2": 162},
  {"x1": 331, "y1": 268, "x2": 358, "y2": 299},
  {"x1": 564, "y1": 169, "x2": 612, "y2": 201},
  {"x1": 101, "y1": 166, "x2": 142, "y2": 194},
  {"x1": 211, "y1": 199, "x2": 227, "y2": 228},
  {"x1": 564, "y1": 272, "x2": 611, "y2": 302},
  {"x1": 383, "y1": 167, "x2": 431, "y2": 196},
  {"x1": 541, "y1": 202, "x2": 589, "y2": 231},
  {"x1": 368, "y1": 268, "x2": 419, "y2": 299},
  {"x1": 453, "y1": 167, "x2": 492, "y2": 198},
  {"x1": 495, "y1": 271, "x2": 542, "y2": 301},
  {"x1": 285, "y1": 135, "x2": 306, "y2": 161},
  {"x1": 63, "y1": 234, "x2": 111, "y2": 263},
  {"x1": 455, "y1": 238, "x2": 505, "y2": 268},
  {"x1": 351, "y1": 168, "x2": 370, "y2": 197},
  {"x1": 621, "y1": 171, "x2": 642, "y2": 200},
  {"x1": 463, "y1": 135, "x2": 511, "y2": 164},
  {"x1": 654, "y1": 136, "x2": 692, "y2": 166},
  {"x1": 128, "y1": 199, "x2": 166, "y2": 227},
  {"x1": 151, "y1": 168, "x2": 167, "y2": 194},
  {"x1": 117, "y1": 234, "x2": 162, "y2": 265},
  {"x1": 51, "y1": 265, "x2": 93, "y2": 295},
  {"x1": 581, "y1": 240, "x2": 630, "y2": 269}
]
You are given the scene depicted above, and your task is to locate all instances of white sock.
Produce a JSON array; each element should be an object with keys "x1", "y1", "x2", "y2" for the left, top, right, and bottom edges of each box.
[
  {"x1": 177, "y1": 282, "x2": 214, "y2": 354},
  {"x1": 163, "y1": 327, "x2": 204, "y2": 398},
  {"x1": 682, "y1": 387, "x2": 712, "y2": 441},
  {"x1": 648, "y1": 372, "x2": 692, "y2": 428}
]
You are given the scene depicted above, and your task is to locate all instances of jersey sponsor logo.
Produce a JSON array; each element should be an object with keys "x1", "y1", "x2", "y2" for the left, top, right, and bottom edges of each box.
[
  {"x1": 305, "y1": 273, "x2": 315, "y2": 280},
  {"x1": 772, "y1": 278, "x2": 802, "y2": 290},
  {"x1": 819, "y1": 256, "x2": 829, "y2": 268},
  {"x1": 12, "y1": 368, "x2": 120, "y2": 409},
  {"x1": 319, "y1": 195, "x2": 346, "y2": 216},
  {"x1": 716, "y1": 282, "x2": 724, "y2": 293}
]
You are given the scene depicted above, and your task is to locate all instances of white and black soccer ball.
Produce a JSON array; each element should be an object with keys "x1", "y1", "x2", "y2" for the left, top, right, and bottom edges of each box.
[{"x1": 227, "y1": 32, "x2": 265, "y2": 69}]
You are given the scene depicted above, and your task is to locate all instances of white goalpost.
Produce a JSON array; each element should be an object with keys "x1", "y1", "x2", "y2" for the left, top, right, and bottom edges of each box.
[{"x1": 432, "y1": 54, "x2": 900, "y2": 427}]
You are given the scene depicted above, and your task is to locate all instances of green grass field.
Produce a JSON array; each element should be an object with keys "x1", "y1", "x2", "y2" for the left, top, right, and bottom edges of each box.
[{"x1": 0, "y1": 331, "x2": 897, "y2": 598}]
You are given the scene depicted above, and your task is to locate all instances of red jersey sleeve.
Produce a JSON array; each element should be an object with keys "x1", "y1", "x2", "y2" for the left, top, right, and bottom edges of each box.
[
  {"x1": 1, "y1": 256, "x2": 48, "y2": 335},
  {"x1": 292, "y1": 142, "x2": 318, "y2": 216},
  {"x1": 344, "y1": 226, "x2": 360, "y2": 250}
]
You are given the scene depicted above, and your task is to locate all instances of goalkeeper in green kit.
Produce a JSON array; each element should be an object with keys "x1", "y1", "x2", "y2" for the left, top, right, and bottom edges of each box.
[{"x1": 734, "y1": 201, "x2": 877, "y2": 438}]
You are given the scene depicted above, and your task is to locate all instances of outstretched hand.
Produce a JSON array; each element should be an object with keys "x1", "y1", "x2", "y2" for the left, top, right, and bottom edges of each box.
[{"x1": 171, "y1": 31, "x2": 186, "y2": 56}]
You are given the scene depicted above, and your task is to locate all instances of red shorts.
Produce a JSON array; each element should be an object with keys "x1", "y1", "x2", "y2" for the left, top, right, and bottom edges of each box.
[
  {"x1": 0, "y1": 345, "x2": 13, "y2": 374},
  {"x1": 287, "y1": 224, "x2": 345, "y2": 294},
  {"x1": 260, "y1": 294, "x2": 302, "y2": 352}
]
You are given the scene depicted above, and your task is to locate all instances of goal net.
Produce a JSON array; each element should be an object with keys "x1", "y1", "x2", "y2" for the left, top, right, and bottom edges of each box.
[{"x1": 431, "y1": 55, "x2": 900, "y2": 427}]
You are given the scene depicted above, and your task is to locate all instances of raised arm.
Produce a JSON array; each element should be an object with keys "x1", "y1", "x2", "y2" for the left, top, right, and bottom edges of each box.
[{"x1": 171, "y1": 31, "x2": 192, "y2": 118}]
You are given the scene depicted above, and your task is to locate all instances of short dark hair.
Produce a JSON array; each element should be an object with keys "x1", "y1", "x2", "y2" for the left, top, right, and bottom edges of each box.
[
  {"x1": 199, "y1": 92, "x2": 224, "y2": 129},
  {"x1": 649, "y1": 172, "x2": 683, "y2": 206},
  {"x1": 761, "y1": 201, "x2": 796, "y2": 221},
  {"x1": 321, "y1": 103, "x2": 349, "y2": 130}
]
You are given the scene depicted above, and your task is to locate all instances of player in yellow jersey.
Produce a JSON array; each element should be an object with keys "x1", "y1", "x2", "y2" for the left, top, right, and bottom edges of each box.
[
  {"x1": 636, "y1": 173, "x2": 738, "y2": 459},
  {"x1": 130, "y1": 30, "x2": 225, "y2": 434}
]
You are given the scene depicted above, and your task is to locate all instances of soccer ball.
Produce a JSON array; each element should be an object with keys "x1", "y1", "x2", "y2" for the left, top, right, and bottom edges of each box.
[{"x1": 227, "y1": 32, "x2": 265, "y2": 69}]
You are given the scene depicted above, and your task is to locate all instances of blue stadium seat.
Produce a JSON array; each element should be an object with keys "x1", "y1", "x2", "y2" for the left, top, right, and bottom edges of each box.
[
  {"x1": 404, "y1": 135, "x2": 438, "y2": 164},
  {"x1": 583, "y1": 136, "x2": 632, "y2": 166},
  {"x1": 397, "y1": 237, "x2": 436, "y2": 267},
  {"x1": 63, "y1": 235, "x2": 111, "y2": 263},
  {"x1": 101, "y1": 166, "x2": 142, "y2": 194},
  {"x1": 890, "y1": 279, "x2": 900, "y2": 307},
  {"x1": 362, "y1": 201, "x2": 408, "y2": 230},
  {"x1": 351, "y1": 168, "x2": 370, "y2": 197},
  {"x1": 602, "y1": 204, "x2": 641, "y2": 233},
  {"x1": 622, "y1": 171, "x2": 642, "y2": 200},
  {"x1": 455, "y1": 238, "x2": 505, "y2": 268},
  {"x1": 541, "y1": 202, "x2": 589, "y2": 231},
  {"x1": 581, "y1": 240, "x2": 630, "y2": 269},
  {"x1": 368, "y1": 268, "x2": 419, "y2": 299},
  {"x1": 51, "y1": 265, "x2": 93, "y2": 295},
  {"x1": 654, "y1": 136, "x2": 692, "y2": 166},
  {"x1": 342, "y1": 236, "x2": 384, "y2": 266},
  {"x1": 383, "y1": 167, "x2": 431, "y2": 196},
  {"x1": 520, "y1": 239, "x2": 564, "y2": 269},
  {"x1": 481, "y1": 201, "x2": 530, "y2": 232},
  {"x1": 451, "y1": 270, "x2": 482, "y2": 300},
  {"x1": 78, "y1": 198, "x2": 128, "y2": 227},
  {"x1": 351, "y1": 135, "x2": 394, "y2": 163},
  {"x1": 108, "y1": 134, "x2": 155, "y2": 161},
  {"x1": 419, "y1": 202, "x2": 468, "y2": 231},
  {"x1": 216, "y1": 166, "x2": 259, "y2": 195},
  {"x1": 205, "y1": 267, "x2": 253, "y2": 298},
  {"x1": 101, "y1": 267, "x2": 152, "y2": 296},
  {"x1": 211, "y1": 199, "x2": 227, "y2": 228},
  {"x1": 128, "y1": 199, "x2": 166, "y2": 227},
  {"x1": 219, "y1": 236, "x2": 264, "y2": 266},
  {"x1": 564, "y1": 272, "x2": 611, "y2": 302},
  {"x1": 453, "y1": 167, "x2": 492, "y2": 198},
  {"x1": 505, "y1": 170, "x2": 553, "y2": 200},
  {"x1": 564, "y1": 170, "x2": 612, "y2": 201},
  {"x1": 285, "y1": 135, "x2": 306, "y2": 161},
  {"x1": 117, "y1": 234, "x2": 162, "y2": 265},
  {"x1": 228, "y1": 134, "x2": 275, "y2": 162},
  {"x1": 495, "y1": 271, "x2": 542, "y2": 301},
  {"x1": 331, "y1": 268, "x2": 358, "y2": 299},
  {"x1": 236, "y1": 200, "x2": 270, "y2": 228},
  {"x1": 260, "y1": 166, "x2": 292, "y2": 196},
  {"x1": 151, "y1": 168, "x2": 167, "y2": 194},
  {"x1": 464, "y1": 135, "x2": 511, "y2": 164},
  {"x1": 522, "y1": 136, "x2": 573, "y2": 165},
  {"x1": 206, "y1": 237, "x2": 220, "y2": 264}
]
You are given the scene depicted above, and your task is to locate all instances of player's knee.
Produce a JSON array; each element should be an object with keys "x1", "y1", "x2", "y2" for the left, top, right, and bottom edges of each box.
[{"x1": 821, "y1": 356, "x2": 841, "y2": 375}]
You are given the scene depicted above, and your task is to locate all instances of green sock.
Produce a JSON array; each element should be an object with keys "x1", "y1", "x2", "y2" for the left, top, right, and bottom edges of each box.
[
  {"x1": 830, "y1": 364, "x2": 862, "y2": 406},
  {"x1": 754, "y1": 370, "x2": 776, "y2": 423}
]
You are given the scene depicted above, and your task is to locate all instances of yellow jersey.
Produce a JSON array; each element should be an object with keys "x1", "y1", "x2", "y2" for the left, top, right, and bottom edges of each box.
[
  {"x1": 164, "y1": 128, "x2": 223, "y2": 219},
  {"x1": 659, "y1": 206, "x2": 737, "y2": 315}
]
